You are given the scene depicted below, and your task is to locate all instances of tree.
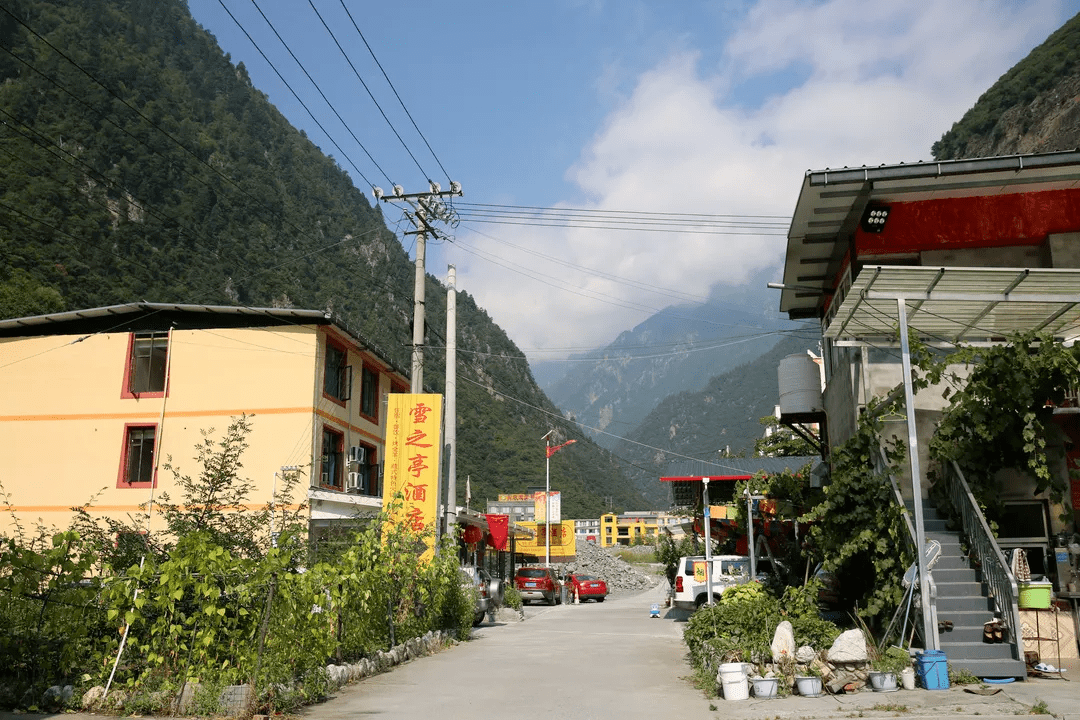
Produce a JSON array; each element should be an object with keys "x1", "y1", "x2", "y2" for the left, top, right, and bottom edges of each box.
[{"x1": 753, "y1": 416, "x2": 818, "y2": 457}]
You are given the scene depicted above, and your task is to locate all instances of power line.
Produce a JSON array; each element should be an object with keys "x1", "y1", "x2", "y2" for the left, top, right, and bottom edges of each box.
[
  {"x1": 337, "y1": 0, "x2": 453, "y2": 184},
  {"x1": 219, "y1": 0, "x2": 386, "y2": 188},
  {"x1": 305, "y1": 0, "x2": 431, "y2": 183},
  {"x1": 457, "y1": 202, "x2": 790, "y2": 220}
]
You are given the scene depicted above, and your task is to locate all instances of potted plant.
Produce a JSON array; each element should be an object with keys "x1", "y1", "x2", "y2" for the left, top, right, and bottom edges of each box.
[
  {"x1": 794, "y1": 665, "x2": 823, "y2": 697},
  {"x1": 868, "y1": 646, "x2": 909, "y2": 692}
]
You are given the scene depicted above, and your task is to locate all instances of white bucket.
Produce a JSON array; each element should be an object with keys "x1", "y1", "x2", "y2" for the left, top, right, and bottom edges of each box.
[
  {"x1": 718, "y1": 662, "x2": 749, "y2": 701},
  {"x1": 900, "y1": 667, "x2": 916, "y2": 690}
]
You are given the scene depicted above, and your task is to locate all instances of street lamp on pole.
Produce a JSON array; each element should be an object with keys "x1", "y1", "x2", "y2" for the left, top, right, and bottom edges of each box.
[{"x1": 542, "y1": 431, "x2": 554, "y2": 568}]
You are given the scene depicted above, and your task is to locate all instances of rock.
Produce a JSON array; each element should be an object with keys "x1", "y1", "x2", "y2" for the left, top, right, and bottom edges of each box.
[
  {"x1": 558, "y1": 541, "x2": 658, "y2": 595},
  {"x1": 81, "y1": 685, "x2": 105, "y2": 710},
  {"x1": 42, "y1": 685, "x2": 73, "y2": 708},
  {"x1": 827, "y1": 629, "x2": 868, "y2": 664},
  {"x1": 771, "y1": 621, "x2": 796, "y2": 663},
  {"x1": 795, "y1": 645, "x2": 816, "y2": 663}
]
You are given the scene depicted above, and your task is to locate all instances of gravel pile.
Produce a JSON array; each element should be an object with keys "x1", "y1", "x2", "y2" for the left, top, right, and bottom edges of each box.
[{"x1": 559, "y1": 541, "x2": 658, "y2": 594}]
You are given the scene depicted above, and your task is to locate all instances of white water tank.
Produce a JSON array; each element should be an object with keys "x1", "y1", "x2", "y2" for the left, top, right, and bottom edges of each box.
[{"x1": 778, "y1": 353, "x2": 822, "y2": 414}]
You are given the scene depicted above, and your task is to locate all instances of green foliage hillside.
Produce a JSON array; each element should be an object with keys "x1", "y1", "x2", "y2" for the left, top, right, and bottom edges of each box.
[
  {"x1": 933, "y1": 12, "x2": 1080, "y2": 160},
  {"x1": 0, "y1": 0, "x2": 645, "y2": 516}
]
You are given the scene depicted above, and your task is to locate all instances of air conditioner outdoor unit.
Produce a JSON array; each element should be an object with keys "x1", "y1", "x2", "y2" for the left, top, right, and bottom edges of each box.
[
  {"x1": 346, "y1": 472, "x2": 362, "y2": 493},
  {"x1": 348, "y1": 446, "x2": 366, "y2": 465}
]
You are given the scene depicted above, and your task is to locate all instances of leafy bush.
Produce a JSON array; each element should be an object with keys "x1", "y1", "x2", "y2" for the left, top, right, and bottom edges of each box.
[{"x1": 683, "y1": 581, "x2": 839, "y2": 677}]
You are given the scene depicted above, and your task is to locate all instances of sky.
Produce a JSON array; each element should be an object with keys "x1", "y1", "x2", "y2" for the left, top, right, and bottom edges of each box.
[{"x1": 186, "y1": 0, "x2": 1080, "y2": 362}]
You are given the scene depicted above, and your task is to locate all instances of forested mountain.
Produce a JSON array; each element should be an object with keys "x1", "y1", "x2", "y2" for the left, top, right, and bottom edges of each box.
[
  {"x1": 933, "y1": 11, "x2": 1080, "y2": 160},
  {"x1": 612, "y1": 329, "x2": 818, "y2": 506},
  {"x1": 0, "y1": 0, "x2": 647, "y2": 516},
  {"x1": 540, "y1": 272, "x2": 796, "y2": 451}
]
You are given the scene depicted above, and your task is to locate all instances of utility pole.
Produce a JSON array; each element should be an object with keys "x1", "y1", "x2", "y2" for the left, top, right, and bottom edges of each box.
[
  {"x1": 373, "y1": 181, "x2": 462, "y2": 392},
  {"x1": 445, "y1": 265, "x2": 457, "y2": 532}
]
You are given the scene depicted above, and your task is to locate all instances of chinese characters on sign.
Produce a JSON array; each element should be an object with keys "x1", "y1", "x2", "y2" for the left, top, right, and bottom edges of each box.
[
  {"x1": 382, "y1": 394, "x2": 442, "y2": 560},
  {"x1": 532, "y1": 490, "x2": 561, "y2": 524}
]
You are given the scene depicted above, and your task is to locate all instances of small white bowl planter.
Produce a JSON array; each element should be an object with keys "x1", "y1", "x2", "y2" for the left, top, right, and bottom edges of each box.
[
  {"x1": 795, "y1": 675, "x2": 823, "y2": 697},
  {"x1": 869, "y1": 671, "x2": 899, "y2": 692},
  {"x1": 750, "y1": 677, "x2": 778, "y2": 698}
]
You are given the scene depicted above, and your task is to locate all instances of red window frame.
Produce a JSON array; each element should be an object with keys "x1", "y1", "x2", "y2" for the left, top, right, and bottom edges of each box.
[
  {"x1": 359, "y1": 364, "x2": 380, "y2": 422},
  {"x1": 117, "y1": 422, "x2": 158, "y2": 488},
  {"x1": 320, "y1": 425, "x2": 345, "y2": 490},
  {"x1": 120, "y1": 331, "x2": 169, "y2": 399},
  {"x1": 322, "y1": 337, "x2": 350, "y2": 408}
]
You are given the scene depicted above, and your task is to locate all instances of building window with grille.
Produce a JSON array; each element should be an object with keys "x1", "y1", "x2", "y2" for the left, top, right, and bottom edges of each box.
[
  {"x1": 118, "y1": 424, "x2": 157, "y2": 487},
  {"x1": 320, "y1": 427, "x2": 344, "y2": 489},
  {"x1": 122, "y1": 331, "x2": 169, "y2": 398},
  {"x1": 360, "y1": 365, "x2": 379, "y2": 420},
  {"x1": 323, "y1": 339, "x2": 351, "y2": 404},
  {"x1": 347, "y1": 443, "x2": 379, "y2": 496}
]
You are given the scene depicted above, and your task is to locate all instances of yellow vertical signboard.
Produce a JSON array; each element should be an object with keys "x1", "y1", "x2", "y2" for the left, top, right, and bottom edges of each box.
[{"x1": 383, "y1": 393, "x2": 442, "y2": 560}]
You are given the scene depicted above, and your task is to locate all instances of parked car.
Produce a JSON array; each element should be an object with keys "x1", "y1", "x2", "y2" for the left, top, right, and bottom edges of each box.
[
  {"x1": 563, "y1": 573, "x2": 607, "y2": 602},
  {"x1": 671, "y1": 555, "x2": 751, "y2": 611},
  {"x1": 460, "y1": 566, "x2": 502, "y2": 625},
  {"x1": 514, "y1": 566, "x2": 562, "y2": 605}
]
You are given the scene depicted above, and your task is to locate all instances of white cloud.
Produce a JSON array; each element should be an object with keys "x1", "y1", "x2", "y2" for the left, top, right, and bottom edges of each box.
[{"x1": 449, "y1": 0, "x2": 1070, "y2": 360}]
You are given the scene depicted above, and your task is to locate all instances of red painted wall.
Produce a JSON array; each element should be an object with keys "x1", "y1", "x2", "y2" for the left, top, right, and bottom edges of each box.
[{"x1": 856, "y1": 188, "x2": 1080, "y2": 256}]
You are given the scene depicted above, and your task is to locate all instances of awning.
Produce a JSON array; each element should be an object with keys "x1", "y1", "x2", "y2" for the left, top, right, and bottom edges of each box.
[{"x1": 825, "y1": 265, "x2": 1080, "y2": 343}]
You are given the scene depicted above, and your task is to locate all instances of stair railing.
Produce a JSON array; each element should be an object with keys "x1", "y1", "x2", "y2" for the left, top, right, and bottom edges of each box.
[
  {"x1": 876, "y1": 448, "x2": 938, "y2": 646},
  {"x1": 943, "y1": 460, "x2": 1022, "y2": 658}
]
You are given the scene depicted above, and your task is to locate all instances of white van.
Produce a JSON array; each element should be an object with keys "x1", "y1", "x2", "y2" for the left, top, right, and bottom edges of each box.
[{"x1": 671, "y1": 555, "x2": 751, "y2": 611}]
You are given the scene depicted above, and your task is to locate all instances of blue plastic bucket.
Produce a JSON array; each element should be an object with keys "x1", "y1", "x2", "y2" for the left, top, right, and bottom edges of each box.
[{"x1": 915, "y1": 650, "x2": 949, "y2": 690}]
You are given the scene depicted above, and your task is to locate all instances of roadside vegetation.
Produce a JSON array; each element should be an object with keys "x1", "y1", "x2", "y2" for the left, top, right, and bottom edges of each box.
[
  {"x1": 0, "y1": 417, "x2": 474, "y2": 714},
  {"x1": 676, "y1": 332, "x2": 1080, "y2": 690}
]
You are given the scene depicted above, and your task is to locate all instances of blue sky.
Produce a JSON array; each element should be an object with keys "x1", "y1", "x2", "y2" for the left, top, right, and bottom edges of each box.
[{"x1": 187, "y1": 0, "x2": 1079, "y2": 360}]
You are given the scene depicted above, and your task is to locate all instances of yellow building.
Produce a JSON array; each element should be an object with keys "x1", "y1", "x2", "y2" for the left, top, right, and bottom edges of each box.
[
  {"x1": 0, "y1": 303, "x2": 409, "y2": 543},
  {"x1": 599, "y1": 511, "x2": 680, "y2": 547}
]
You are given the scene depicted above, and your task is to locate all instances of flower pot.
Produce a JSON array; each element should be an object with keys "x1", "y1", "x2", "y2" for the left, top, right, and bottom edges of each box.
[
  {"x1": 718, "y1": 662, "x2": 749, "y2": 701},
  {"x1": 795, "y1": 675, "x2": 823, "y2": 697},
  {"x1": 869, "y1": 671, "x2": 898, "y2": 692},
  {"x1": 750, "y1": 676, "x2": 778, "y2": 698}
]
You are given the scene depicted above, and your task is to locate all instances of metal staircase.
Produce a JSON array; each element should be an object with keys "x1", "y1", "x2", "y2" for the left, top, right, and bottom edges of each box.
[{"x1": 924, "y1": 502, "x2": 1027, "y2": 678}]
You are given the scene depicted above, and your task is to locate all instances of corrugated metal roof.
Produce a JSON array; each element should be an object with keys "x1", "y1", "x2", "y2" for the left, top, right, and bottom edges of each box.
[
  {"x1": 660, "y1": 456, "x2": 819, "y2": 481},
  {"x1": 0, "y1": 302, "x2": 409, "y2": 380},
  {"x1": 825, "y1": 265, "x2": 1080, "y2": 343},
  {"x1": 780, "y1": 150, "x2": 1080, "y2": 321}
]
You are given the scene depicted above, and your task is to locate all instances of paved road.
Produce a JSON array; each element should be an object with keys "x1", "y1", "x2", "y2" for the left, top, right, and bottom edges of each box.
[
  {"x1": 302, "y1": 582, "x2": 1080, "y2": 720},
  {"x1": 303, "y1": 581, "x2": 714, "y2": 720}
]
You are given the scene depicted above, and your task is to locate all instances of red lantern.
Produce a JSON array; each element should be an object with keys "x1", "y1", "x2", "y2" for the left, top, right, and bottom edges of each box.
[{"x1": 462, "y1": 525, "x2": 483, "y2": 545}]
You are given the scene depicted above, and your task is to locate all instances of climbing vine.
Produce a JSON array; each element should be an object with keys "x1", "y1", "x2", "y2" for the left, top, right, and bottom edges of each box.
[
  {"x1": 802, "y1": 396, "x2": 913, "y2": 623},
  {"x1": 927, "y1": 331, "x2": 1080, "y2": 519}
]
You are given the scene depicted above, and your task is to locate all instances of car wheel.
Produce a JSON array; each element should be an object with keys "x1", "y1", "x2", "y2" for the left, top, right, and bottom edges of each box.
[
  {"x1": 547, "y1": 592, "x2": 556, "y2": 606},
  {"x1": 596, "y1": 597, "x2": 605, "y2": 602}
]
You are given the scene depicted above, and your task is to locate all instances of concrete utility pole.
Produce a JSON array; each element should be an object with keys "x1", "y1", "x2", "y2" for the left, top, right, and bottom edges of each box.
[
  {"x1": 445, "y1": 265, "x2": 457, "y2": 532},
  {"x1": 373, "y1": 181, "x2": 462, "y2": 392}
]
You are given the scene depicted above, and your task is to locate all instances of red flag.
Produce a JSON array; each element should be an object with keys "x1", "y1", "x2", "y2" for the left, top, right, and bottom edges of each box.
[
  {"x1": 485, "y1": 514, "x2": 509, "y2": 550},
  {"x1": 546, "y1": 439, "x2": 577, "y2": 458}
]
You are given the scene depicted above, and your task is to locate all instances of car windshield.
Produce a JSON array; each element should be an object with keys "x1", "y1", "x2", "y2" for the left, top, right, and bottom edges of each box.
[
  {"x1": 720, "y1": 560, "x2": 748, "y2": 576},
  {"x1": 517, "y1": 568, "x2": 547, "y2": 578}
]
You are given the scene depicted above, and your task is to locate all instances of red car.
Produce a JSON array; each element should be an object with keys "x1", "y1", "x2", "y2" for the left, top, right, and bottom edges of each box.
[
  {"x1": 563, "y1": 573, "x2": 607, "y2": 602},
  {"x1": 514, "y1": 567, "x2": 562, "y2": 605}
]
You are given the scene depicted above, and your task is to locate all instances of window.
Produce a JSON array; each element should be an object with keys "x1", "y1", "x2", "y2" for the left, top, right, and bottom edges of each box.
[
  {"x1": 323, "y1": 340, "x2": 351, "y2": 403},
  {"x1": 123, "y1": 331, "x2": 168, "y2": 397},
  {"x1": 360, "y1": 366, "x2": 379, "y2": 419},
  {"x1": 348, "y1": 443, "x2": 379, "y2": 496},
  {"x1": 118, "y1": 424, "x2": 156, "y2": 487},
  {"x1": 320, "y1": 427, "x2": 344, "y2": 489}
]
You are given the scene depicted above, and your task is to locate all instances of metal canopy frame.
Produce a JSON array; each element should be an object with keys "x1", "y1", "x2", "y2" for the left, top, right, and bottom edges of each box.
[
  {"x1": 826, "y1": 265, "x2": 1080, "y2": 344},
  {"x1": 823, "y1": 264, "x2": 1080, "y2": 652}
]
